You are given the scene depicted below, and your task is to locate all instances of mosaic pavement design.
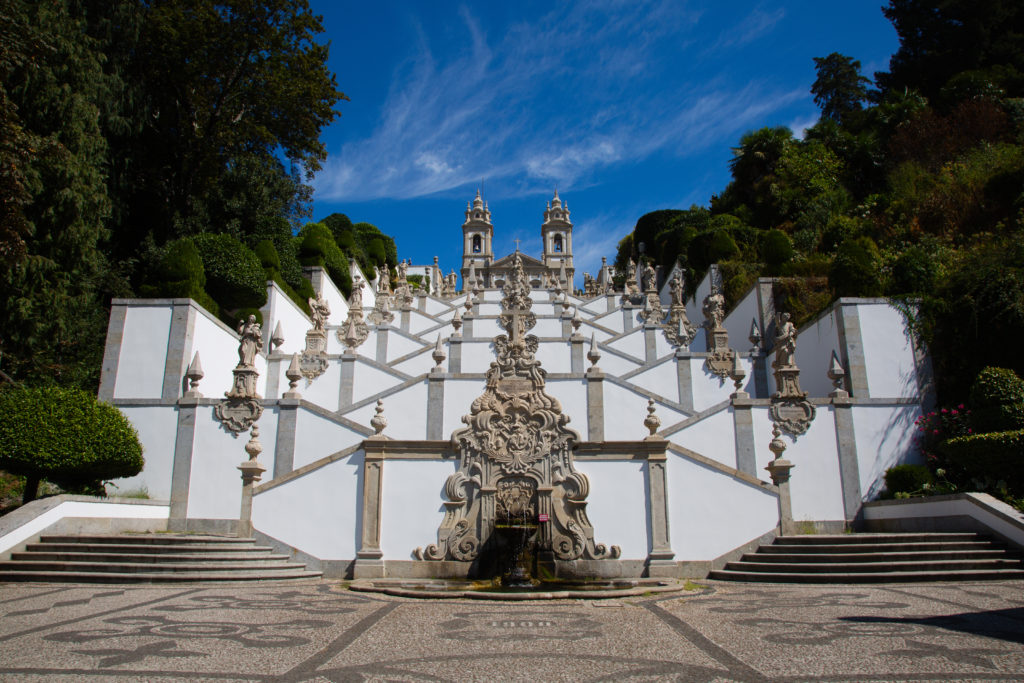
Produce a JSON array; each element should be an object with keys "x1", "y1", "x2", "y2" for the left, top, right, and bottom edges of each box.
[{"x1": 0, "y1": 580, "x2": 1022, "y2": 681}]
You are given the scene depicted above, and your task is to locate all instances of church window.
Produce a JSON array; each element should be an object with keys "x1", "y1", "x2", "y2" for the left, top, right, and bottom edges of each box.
[
  {"x1": 472, "y1": 234, "x2": 482, "y2": 253},
  {"x1": 553, "y1": 234, "x2": 563, "y2": 253}
]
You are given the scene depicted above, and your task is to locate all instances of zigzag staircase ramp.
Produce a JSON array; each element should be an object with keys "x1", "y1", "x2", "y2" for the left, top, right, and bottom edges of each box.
[
  {"x1": 710, "y1": 532, "x2": 1024, "y2": 583},
  {"x1": 0, "y1": 534, "x2": 321, "y2": 583}
]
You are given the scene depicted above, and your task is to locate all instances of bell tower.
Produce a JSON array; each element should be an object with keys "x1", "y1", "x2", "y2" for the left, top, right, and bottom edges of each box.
[
  {"x1": 461, "y1": 189, "x2": 493, "y2": 288},
  {"x1": 540, "y1": 190, "x2": 574, "y2": 288}
]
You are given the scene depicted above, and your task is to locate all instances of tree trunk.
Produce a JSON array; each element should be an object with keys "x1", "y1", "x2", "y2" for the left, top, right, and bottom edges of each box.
[{"x1": 21, "y1": 475, "x2": 40, "y2": 504}]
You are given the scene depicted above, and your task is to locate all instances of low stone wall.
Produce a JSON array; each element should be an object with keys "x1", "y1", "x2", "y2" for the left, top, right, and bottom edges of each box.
[{"x1": 863, "y1": 493, "x2": 1024, "y2": 550}]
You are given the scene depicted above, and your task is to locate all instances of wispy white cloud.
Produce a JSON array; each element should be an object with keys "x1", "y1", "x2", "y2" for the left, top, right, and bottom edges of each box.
[
  {"x1": 703, "y1": 7, "x2": 786, "y2": 54},
  {"x1": 314, "y1": 1, "x2": 801, "y2": 203}
]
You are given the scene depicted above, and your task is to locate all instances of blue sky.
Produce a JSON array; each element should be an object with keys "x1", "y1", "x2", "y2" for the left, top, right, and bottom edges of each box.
[{"x1": 308, "y1": 1, "x2": 900, "y2": 281}]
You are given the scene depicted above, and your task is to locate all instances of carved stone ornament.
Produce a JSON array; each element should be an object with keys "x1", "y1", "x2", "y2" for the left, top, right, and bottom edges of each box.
[
  {"x1": 702, "y1": 288, "x2": 734, "y2": 379},
  {"x1": 638, "y1": 292, "x2": 665, "y2": 324},
  {"x1": 299, "y1": 329, "x2": 329, "y2": 382},
  {"x1": 216, "y1": 317, "x2": 264, "y2": 434},
  {"x1": 416, "y1": 253, "x2": 620, "y2": 563},
  {"x1": 337, "y1": 277, "x2": 370, "y2": 350},
  {"x1": 367, "y1": 292, "x2": 395, "y2": 325},
  {"x1": 769, "y1": 312, "x2": 816, "y2": 435}
]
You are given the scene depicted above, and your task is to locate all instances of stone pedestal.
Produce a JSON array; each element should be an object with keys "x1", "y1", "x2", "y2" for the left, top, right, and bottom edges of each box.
[{"x1": 765, "y1": 458, "x2": 796, "y2": 536}]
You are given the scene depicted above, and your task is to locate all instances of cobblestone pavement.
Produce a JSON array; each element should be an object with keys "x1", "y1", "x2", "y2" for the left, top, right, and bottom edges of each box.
[{"x1": 0, "y1": 579, "x2": 1022, "y2": 681}]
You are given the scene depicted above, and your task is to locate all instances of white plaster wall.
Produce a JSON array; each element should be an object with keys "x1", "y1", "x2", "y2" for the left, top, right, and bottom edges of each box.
[
  {"x1": 686, "y1": 269, "x2": 713, "y2": 335},
  {"x1": 532, "y1": 318, "x2": 563, "y2": 338},
  {"x1": 574, "y1": 460, "x2": 649, "y2": 559},
  {"x1": 317, "y1": 269, "x2": 348, "y2": 325},
  {"x1": 666, "y1": 451, "x2": 779, "y2": 561},
  {"x1": 343, "y1": 382, "x2": 429, "y2": 440},
  {"x1": 470, "y1": 318, "x2": 502, "y2": 339},
  {"x1": 262, "y1": 282, "x2": 311, "y2": 356},
  {"x1": 545, "y1": 379, "x2": 588, "y2": 438},
  {"x1": 606, "y1": 328, "x2": 645, "y2": 362},
  {"x1": 424, "y1": 297, "x2": 450, "y2": 316},
  {"x1": 722, "y1": 286, "x2": 759, "y2": 353},
  {"x1": 252, "y1": 453, "x2": 362, "y2": 560},
  {"x1": 353, "y1": 361, "x2": 406, "y2": 404},
  {"x1": 351, "y1": 262, "x2": 376, "y2": 309},
  {"x1": 793, "y1": 308, "x2": 841, "y2": 399},
  {"x1": 299, "y1": 361, "x2": 341, "y2": 412},
  {"x1": 293, "y1": 409, "x2": 366, "y2": 470},
  {"x1": 386, "y1": 332, "x2": 426, "y2": 363},
  {"x1": 393, "y1": 349, "x2": 435, "y2": 376},
  {"x1": 535, "y1": 341, "x2": 571, "y2": 373},
  {"x1": 592, "y1": 310, "x2": 624, "y2": 334},
  {"x1": 595, "y1": 350, "x2": 641, "y2": 375},
  {"x1": 602, "y1": 383, "x2": 687, "y2": 440},
  {"x1": 477, "y1": 302, "x2": 502, "y2": 316},
  {"x1": 752, "y1": 405, "x2": 846, "y2": 521},
  {"x1": 859, "y1": 303, "x2": 919, "y2": 399},
  {"x1": 852, "y1": 404, "x2": 922, "y2": 500},
  {"x1": 459, "y1": 342, "x2": 496, "y2": 374},
  {"x1": 113, "y1": 306, "x2": 172, "y2": 399},
  {"x1": 186, "y1": 407, "x2": 245, "y2": 519},
  {"x1": 482, "y1": 289, "x2": 502, "y2": 302},
  {"x1": 628, "y1": 359, "x2": 681, "y2": 405},
  {"x1": 188, "y1": 309, "x2": 269, "y2": 400},
  {"x1": 577, "y1": 323, "x2": 614, "y2": 343},
  {"x1": 669, "y1": 408, "x2": 737, "y2": 469},
  {"x1": 690, "y1": 357, "x2": 753, "y2": 412},
  {"x1": 653, "y1": 327, "x2": 675, "y2": 358},
  {"x1": 408, "y1": 310, "x2": 437, "y2": 336},
  {"x1": 0, "y1": 501, "x2": 169, "y2": 555},
  {"x1": 380, "y1": 460, "x2": 457, "y2": 559},
  {"x1": 112, "y1": 406, "x2": 180, "y2": 499},
  {"x1": 442, "y1": 379, "x2": 487, "y2": 437}
]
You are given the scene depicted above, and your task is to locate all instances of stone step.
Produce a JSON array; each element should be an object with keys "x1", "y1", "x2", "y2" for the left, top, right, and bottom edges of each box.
[
  {"x1": 12, "y1": 551, "x2": 291, "y2": 564},
  {"x1": 708, "y1": 568, "x2": 1024, "y2": 583},
  {"x1": 774, "y1": 533, "x2": 983, "y2": 544},
  {"x1": 40, "y1": 534, "x2": 255, "y2": 545},
  {"x1": 0, "y1": 560, "x2": 308, "y2": 574},
  {"x1": 740, "y1": 550, "x2": 1013, "y2": 563},
  {"x1": 25, "y1": 542, "x2": 268, "y2": 555},
  {"x1": 757, "y1": 541, "x2": 995, "y2": 554},
  {"x1": 0, "y1": 570, "x2": 323, "y2": 584},
  {"x1": 724, "y1": 559, "x2": 1024, "y2": 574}
]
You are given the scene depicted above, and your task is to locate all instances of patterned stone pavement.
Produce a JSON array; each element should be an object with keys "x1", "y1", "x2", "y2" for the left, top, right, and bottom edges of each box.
[{"x1": 0, "y1": 579, "x2": 1022, "y2": 681}]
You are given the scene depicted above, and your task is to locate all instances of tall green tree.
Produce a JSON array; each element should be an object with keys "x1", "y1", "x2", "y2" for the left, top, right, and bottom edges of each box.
[{"x1": 812, "y1": 53, "x2": 871, "y2": 123}]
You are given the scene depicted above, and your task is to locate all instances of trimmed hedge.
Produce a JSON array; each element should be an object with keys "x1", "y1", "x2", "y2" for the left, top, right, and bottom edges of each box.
[
  {"x1": 192, "y1": 233, "x2": 267, "y2": 311},
  {"x1": 940, "y1": 429, "x2": 1024, "y2": 492},
  {"x1": 297, "y1": 222, "x2": 352, "y2": 296},
  {"x1": 829, "y1": 236, "x2": 884, "y2": 297},
  {"x1": 884, "y1": 464, "x2": 935, "y2": 496},
  {"x1": 138, "y1": 238, "x2": 219, "y2": 316},
  {"x1": 0, "y1": 387, "x2": 144, "y2": 503},
  {"x1": 255, "y1": 239, "x2": 312, "y2": 315},
  {"x1": 969, "y1": 367, "x2": 1024, "y2": 433}
]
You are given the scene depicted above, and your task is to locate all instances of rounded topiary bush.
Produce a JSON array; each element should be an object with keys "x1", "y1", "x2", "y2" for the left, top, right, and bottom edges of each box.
[
  {"x1": 0, "y1": 387, "x2": 144, "y2": 503},
  {"x1": 829, "y1": 236, "x2": 884, "y2": 297},
  {"x1": 889, "y1": 245, "x2": 938, "y2": 295},
  {"x1": 761, "y1": 229, "x2": 794, "y2": 273},
  {"x1": 254, "y1": 239, "x2": 281, "y2": 272},
  {"x1": 138, "y1": 238, "x2": 220, "y2": 316},
  {"x1": 192, "y1": 233, "x2": 268, "y2": 311},
  {"x1": 297, "y1": 223, "x2": 352, "y2": 296},
  {"x1": 884, "y1": 464, "x2": 935, "y2": 497},
  {"x1": 687, "y1": 229, "x2": 740, "y2": 272},
  {"x1": 969, "y1": 367, "x2": 1024, "y2": 433}
]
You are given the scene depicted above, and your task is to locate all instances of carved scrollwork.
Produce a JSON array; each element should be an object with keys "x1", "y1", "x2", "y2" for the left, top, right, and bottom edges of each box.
[
  {"x1": 553, "y1": 520, "x2": 587, "y2": 561},
  {"x1": 447, "y1": 519, "x2": 479, "y2": 561}
]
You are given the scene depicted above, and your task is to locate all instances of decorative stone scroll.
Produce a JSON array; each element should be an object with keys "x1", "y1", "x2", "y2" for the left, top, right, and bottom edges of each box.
[
  {"x1": 215, "y1": 315, "x2": 264, "y2": 434},
  {"x1": 664, "y1": 274, "x2": 696, "y2": 348},
  {"x1": 769, "y1": 312, "x2": 816, "y2": 435},
  {"x1": 702, "y1": 284, "x2": 734, "y2": 379},
  {"x1": 337, "y1": 276, "x2": 370, "y2": 350},
  {"x1": 416, "y1": 253, "x2": 620, "y2": 563},
  {"x1": 299, "y1": 291, "x2": 330, "y2": 381}
]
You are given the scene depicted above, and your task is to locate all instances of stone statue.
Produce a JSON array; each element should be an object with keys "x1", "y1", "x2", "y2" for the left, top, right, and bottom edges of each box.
[
  {"x1": 377, "y1": 263, "x2": 391, "y2": 295},
  {"x1": 703, "y1": 290, "x2": 725, "y2": 331},
  {"x1": 237, "y1": 315, "x2": 263, "y2": 367},
  {"x1": 669, "y1": 274, "x2": 683, "y2": 306},
  {"x1": 774, "y1": 312, "x2": 797, "y2": 368},
  {"x1": 308, "y1": 292, "x2": 330, "y2": 333},
  {"x1": 350, "y1": 275, "x2": 365, "y2": 310},
  {"x1": 397, "y1": 260, "x2": 408, "y2": 281},
  {"x1": 642, "y1": 263, "x2": 657, "y2": 292}
]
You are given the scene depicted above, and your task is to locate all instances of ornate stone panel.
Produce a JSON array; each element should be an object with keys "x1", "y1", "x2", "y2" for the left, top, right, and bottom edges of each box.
[{"x1": 416, "y1": 253, "x2": 620, "y2": 563}]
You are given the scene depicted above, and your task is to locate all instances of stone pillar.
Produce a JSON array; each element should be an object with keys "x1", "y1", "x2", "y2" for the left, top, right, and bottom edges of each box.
[
  {"x1": 400, "y1": 306, "x2": 411, "y2": 333},
  {"x1": 837, "y1": 304, "x2": 869, "y2": 397},
  {"x1": 622, "y1": 303, "x2": 636, "y2": 331},
  {"x1": 375, "y1": 325, "x2": 389, "y2": 364},
  {"x1": 162, "y1": 302, "x2": 197, "y2": 401},
  {"x1": 674, "y1": 349, "x2": 694, "y2": 412},
  {"x1": 766, "y1": 426, "x2": 796, "y2": 536},
  {"x1": 237, "y1": 426, "x2": 266, "y2": 538},
  {"x1": 98, "y1": 302, "x2": 128, "y2": 402},
  {"x1": 168, "y1": 398, "x2": 200, "y2": 531},
  {"x1": 339, "y1": 353, "x2": 356, "y2": 408},
  {"x1": 448, "y1": 336, "x2": 462, "y2": 373},
  {"x1": 462, "y1": 313, "x2": 474, "y2": 339},
  {"x1": 643, "y1": 323, "x2": 658, "y2": 364},
  {"x1": 645, "y1": 438, "x2": 676, "y2": 576},
  {"x1": 427, "y1": 371, "x2": 445, "y2": 440},
  {"x1": 586, "y1": 368, "x2": 604, "y2": 440},
  {"x1": 605, "y1": 293, "x2": 617, "y2": 313},
  {"x1": 354, "y1": 440, "x2": 386, "y2": 578},
  {"x1": 273, "y1": 398, "x2": 300, "y2": 479},
  {"x1": 731, "y1": 398, "x2": 757, "y2": 476},
  {"x1": 570, "y1": 337, "x2": 584, "y2": 374},
  {"x1": 418, "y1": 292, "x2": 428, "y2": 312},
  {"x1": 832, "y1": 396, "x2": 863, "y2": 522}
]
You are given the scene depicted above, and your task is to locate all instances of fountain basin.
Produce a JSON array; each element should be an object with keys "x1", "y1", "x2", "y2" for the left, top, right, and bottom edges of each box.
[{"x1": 347, "y1": 578, "x2": 688, "y2": 600}]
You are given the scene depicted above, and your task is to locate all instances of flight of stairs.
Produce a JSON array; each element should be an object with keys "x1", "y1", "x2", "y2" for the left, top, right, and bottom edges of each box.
[
  {"x1": 709, "y1": 532, "x2": 1024, "y2": 583},
  {"x1": 0, "y1": 534, "x2": 322, "y2": 583}
]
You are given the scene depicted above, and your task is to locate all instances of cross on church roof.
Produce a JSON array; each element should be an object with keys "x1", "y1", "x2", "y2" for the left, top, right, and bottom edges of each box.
[{"x1": 513, "y1": 238, "x2": 520, "y2": 252}]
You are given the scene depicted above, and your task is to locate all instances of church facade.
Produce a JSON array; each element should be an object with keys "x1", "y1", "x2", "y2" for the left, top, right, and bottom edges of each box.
[{"x1": 87, "y1": 192, "x2": 928, "y2": 579}]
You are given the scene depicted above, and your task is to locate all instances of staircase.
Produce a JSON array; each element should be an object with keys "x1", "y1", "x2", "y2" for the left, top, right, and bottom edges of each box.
[
  {"x1": 0, "y1": 534, "x2": 322, "y2": 583},
  {"x1": 709, "y1": 532, "x2": 1024, "y2": 583}
]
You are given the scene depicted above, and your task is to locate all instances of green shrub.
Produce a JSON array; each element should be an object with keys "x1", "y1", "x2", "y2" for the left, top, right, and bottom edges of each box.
[
  {"x1": 687, "y1": 229, "x2": 740, "y2": 272},
  {"x1": 829, "y1": 236, "x2": 884, "y2": 297},
  {"x1": 138, "y1": 238, "x2": 219, "y2": 316},
  {"x1": 940, "y1": 429, "x2": 1024, "y2": 493},
  {"x1": 884, "y1": 464, "x2": 935, "y2": 496},
  {"x1": 297, "y1": 222, "x2": 352, "y2": 296},
  {"x1": 0, "y1": 387, "x2": 144, "y2": 503},
  {"x1": 253, "y1": 239, "x2": 281, "y2": 271},
  {"x1": 254, "y1": 239, "x2": 311, "y2": 315},
  {"x1": 192, "y1": 233, "x2": 267, "y2": 311},
  {"x1": 889, "y1": 245, "x2": 938, "y2": 295},
  {"x1": 969, "y1": 367, "x2": 1024, "y2": 433},
  {"x1": 761, "y1": 229, "x2": 794, "y2": 273}
]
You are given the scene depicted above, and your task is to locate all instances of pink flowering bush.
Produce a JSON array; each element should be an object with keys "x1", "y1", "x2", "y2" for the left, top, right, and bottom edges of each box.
[{"x1": 914, "y1": 405, "x2": 972, "y2": 465}]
